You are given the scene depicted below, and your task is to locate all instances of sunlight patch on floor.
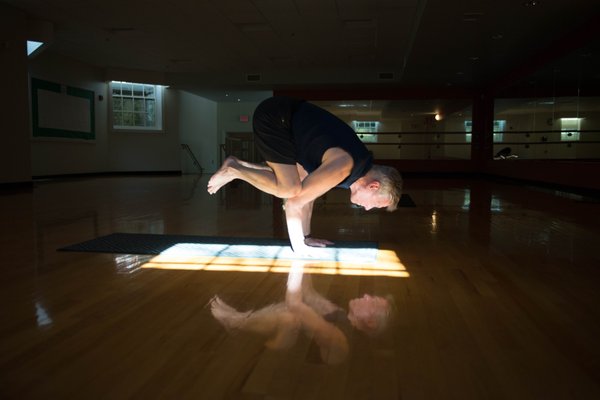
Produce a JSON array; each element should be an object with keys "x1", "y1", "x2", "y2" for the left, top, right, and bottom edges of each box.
[{"x1": 137, "y1": 246, "x2": 409, "y2": 277}]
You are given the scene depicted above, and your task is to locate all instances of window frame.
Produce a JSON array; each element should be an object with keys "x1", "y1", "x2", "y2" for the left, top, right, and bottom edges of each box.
[
  {"x1": 109, "y1": 81, "x2": 164, "y2": 132},
  {"x1": 352, "y1": 120, "x2": 379, "y2": 143}
]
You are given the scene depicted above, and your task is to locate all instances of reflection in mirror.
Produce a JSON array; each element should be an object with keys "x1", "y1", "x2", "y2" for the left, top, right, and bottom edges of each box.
[
  {"x1": 493, "y1": 36, "x2": 600, "y2": 161},
  {"x1": 313, "y1": 99, "x2": 473, "y2": 160}
]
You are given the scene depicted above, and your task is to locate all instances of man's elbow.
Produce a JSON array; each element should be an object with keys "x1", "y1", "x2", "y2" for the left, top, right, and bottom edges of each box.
[
  {"x1": 284, "y1": 196, "x2": 306, "y2": 214},
  {"x1": 279, "y1": 185, "x2": 302, "y2": 199}
]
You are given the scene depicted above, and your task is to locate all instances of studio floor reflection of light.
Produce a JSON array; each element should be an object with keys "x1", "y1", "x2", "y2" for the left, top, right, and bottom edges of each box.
[{"x1": 139, "y1": 244, "x2": 409, "y2": 278}]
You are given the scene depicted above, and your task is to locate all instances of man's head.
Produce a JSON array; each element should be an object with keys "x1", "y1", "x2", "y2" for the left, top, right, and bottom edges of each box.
[
  {"x1": 347, "y1": 294, "x2": 391, "y2": 336},
  {"x1": 349, "y1": 165, "x2": 403, "y2": 211}
]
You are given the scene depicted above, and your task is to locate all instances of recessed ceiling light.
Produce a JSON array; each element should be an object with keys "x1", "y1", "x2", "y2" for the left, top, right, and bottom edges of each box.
[
  {"x1": 469, "y1": 56, "x2": 480, "y2": 61},
  {"x1": 523, "y1": 1, "x2": 540, "y2": 7},
  {"x1": 491, "y1": 34, "x2": 504, "y2": 40}
]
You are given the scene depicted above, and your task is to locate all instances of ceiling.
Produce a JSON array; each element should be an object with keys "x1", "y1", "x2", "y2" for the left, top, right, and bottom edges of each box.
[{"x1": 6, "y1": 0, "x2": 600, "y2": 102}]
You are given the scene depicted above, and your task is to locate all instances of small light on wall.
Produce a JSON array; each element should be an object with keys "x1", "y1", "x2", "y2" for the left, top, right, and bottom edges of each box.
[{"x1": 435, "y1": 113, "x2": 442, "y2": 121}]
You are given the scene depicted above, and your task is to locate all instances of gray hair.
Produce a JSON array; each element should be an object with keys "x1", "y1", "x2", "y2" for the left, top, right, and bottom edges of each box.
[{"x1": 369, "y1": 164, "x2": 403, "y2": 211}]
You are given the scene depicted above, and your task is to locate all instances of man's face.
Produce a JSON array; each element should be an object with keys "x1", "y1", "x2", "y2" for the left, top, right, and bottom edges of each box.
[
  {"x1": 350, "y1": 186, "x2": 390, "y2": 210},
  {"x1": 347, "y1": 294, "x2": 390, "y2": 332}
]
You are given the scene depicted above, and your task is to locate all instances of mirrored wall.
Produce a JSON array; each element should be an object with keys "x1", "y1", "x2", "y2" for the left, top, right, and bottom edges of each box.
[
  {"x1": 313, "y1": 99, "x2": 473, "y2": 160},
  {"x1": 493, "y1": 36, "x2": 600, "y2": 160}
]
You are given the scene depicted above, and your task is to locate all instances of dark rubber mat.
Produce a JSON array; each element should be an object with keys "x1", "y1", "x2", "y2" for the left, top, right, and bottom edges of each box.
[{"x1": 399, "y1": 193, "x2": 416, "y2": 207}]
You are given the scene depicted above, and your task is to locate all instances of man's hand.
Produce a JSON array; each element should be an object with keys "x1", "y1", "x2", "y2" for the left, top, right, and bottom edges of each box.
[
  {"x1": 304, "y1": 237, "x2": 334, "y2": 248},
  {"x1": 291, "y1": 243, "x2": 331, "y2": 259}
]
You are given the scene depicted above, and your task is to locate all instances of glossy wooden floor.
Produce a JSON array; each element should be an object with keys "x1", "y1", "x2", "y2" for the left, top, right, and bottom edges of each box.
[{"x1": 1, "y1": 174, "x2": 600, "y2": 399}]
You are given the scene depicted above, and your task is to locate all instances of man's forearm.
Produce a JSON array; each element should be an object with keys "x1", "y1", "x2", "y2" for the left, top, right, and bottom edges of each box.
[
  {"x1": 285, "y1": 201, "x2": 306, "y2": 252},
  {"x1": 285, "y1": 199, "x2": 311, "y2": 252},
  {"x1": 302, "y1": 200, "x2": 314, "y2": 237}
]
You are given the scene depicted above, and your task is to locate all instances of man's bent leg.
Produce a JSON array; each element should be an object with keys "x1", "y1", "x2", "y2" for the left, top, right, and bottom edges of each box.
[{"x1": 207, "y1": 156, "x2": 301, "y2": 198}]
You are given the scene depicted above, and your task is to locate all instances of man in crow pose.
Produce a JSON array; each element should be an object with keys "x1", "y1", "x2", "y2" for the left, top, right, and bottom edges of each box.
[{"x1": 208, "y1": 96, "x2": 402, "y2": 256}]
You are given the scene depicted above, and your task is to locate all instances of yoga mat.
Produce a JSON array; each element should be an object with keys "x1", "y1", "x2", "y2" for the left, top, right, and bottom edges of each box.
[
  {"x1": 399, "y1": 193, "x2": 416, "y2": 207},
  {"x1": 59, "y1": 233, "x2": 378, "y2": 263}
]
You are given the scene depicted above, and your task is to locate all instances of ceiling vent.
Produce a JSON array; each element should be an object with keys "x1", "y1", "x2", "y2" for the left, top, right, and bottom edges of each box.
[
  {"x1": 378, "y1": 72, "x2": 395, "y2": 80},
  {"x1": 246, "y1": 73, "x2": 261, "y2": 82}
]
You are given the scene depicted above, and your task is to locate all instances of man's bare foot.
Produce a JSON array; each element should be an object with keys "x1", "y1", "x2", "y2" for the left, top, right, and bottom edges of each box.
[
  {"x1": 210, "y1": 296, "x2": 250, "y2": 331},
  {"x1": 207, "y1": 156, "x2": 239, "y2": 194}
]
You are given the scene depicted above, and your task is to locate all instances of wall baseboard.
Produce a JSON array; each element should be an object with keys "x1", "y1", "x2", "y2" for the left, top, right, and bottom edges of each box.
[{"x1": 32, "y1": 170, "x2": 183, "y2": 181}]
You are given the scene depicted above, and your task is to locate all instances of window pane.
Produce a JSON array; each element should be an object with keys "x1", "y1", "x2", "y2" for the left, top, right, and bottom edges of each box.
[
  {"x1": 123, "y1": 112, "x2": 134, "y2": 126},
  {"x1": 145, "y1": 99, "x2": 155, "y2": 115},
  {"x1": 121, "y1": 83, "x2": 133, "y2": 96},
  {"x1": 134, "y1": 99, "x2": 145, "y2": 112},
  {"x1": 132, "y1": 84, "x2": 144, "y2": 97},
  {"x1": 144, "y1": 85, "x2": 155, "y2": 97},
  {"x1": 134, "y1": 113, "x2": 145, "y2": 126},
  {"x1": 145, "y1": 113, "x2": 155, "y2": 126},
  {"x1": 123, "y1": 98, "x2": 133, "y2": 112},
  {"x1": 112, "y1": 83, "x2": 122, "y2": 95},
  {"x1": 114, "y1": 112, "x2": 123, "y2": 126},
  {"x1": 113, "y1": 97, "x2": 123, "y2": 111}
]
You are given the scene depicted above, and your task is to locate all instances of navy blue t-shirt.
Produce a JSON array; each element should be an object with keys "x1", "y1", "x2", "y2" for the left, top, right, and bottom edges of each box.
[{"x1": 292, "y1": 102, "x2": 372, "y2": 188}]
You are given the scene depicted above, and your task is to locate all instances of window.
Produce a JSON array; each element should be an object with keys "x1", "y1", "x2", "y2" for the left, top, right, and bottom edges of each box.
[
  {"x1": 560, "y1": 118, "x2": 581, "y2": 141},
  {"x1": 111, "y1": 81, "x2": 163, "y2": 130},
  {"x1": 464, "y1": 120, "x2": 506, "y2": 142},
  {"x1": 27, "y1": 41, "x2": 44, "y2": 57},
  {"x1": 464, "y1": 121, "x2": 472, "y2": 143},
  {"x1": 493, "y1": 120, "x2": 506, "y2": 143},
  {"x1": 352, "y1": 121, "x2": 379, "y2": 143}
]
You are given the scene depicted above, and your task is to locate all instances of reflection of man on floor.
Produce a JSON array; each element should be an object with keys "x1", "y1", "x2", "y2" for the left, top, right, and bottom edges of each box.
[
  {"x1": 208, "y1": 97, "x2": 402, "y2": 256},
  {"x1": 210, "y1": 267, "x2": 391, "y2": 365}
]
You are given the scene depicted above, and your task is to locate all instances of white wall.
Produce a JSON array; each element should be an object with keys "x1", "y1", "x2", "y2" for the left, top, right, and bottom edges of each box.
[
  {"x1": 217, "y1": 101, "x2": 262, "y2": 141},
  {"x1": 29, "y1": 52, "x2": 110, "y2": 176},
  {"x1": 26, "y1": 46, "x2": 269, "y2": 177},
  {"x1": 178, "y1": 91, "x2": 218, "y2": 174},
  {"x1": 29, "y1": 52, "x2": 182, "y2": 175},
  {"x1": 0, "y1": 4, "x2": 31, "y2": 184},
  {"x1": 216, "y1": 100, "x2": 268, "y2": 167}
]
